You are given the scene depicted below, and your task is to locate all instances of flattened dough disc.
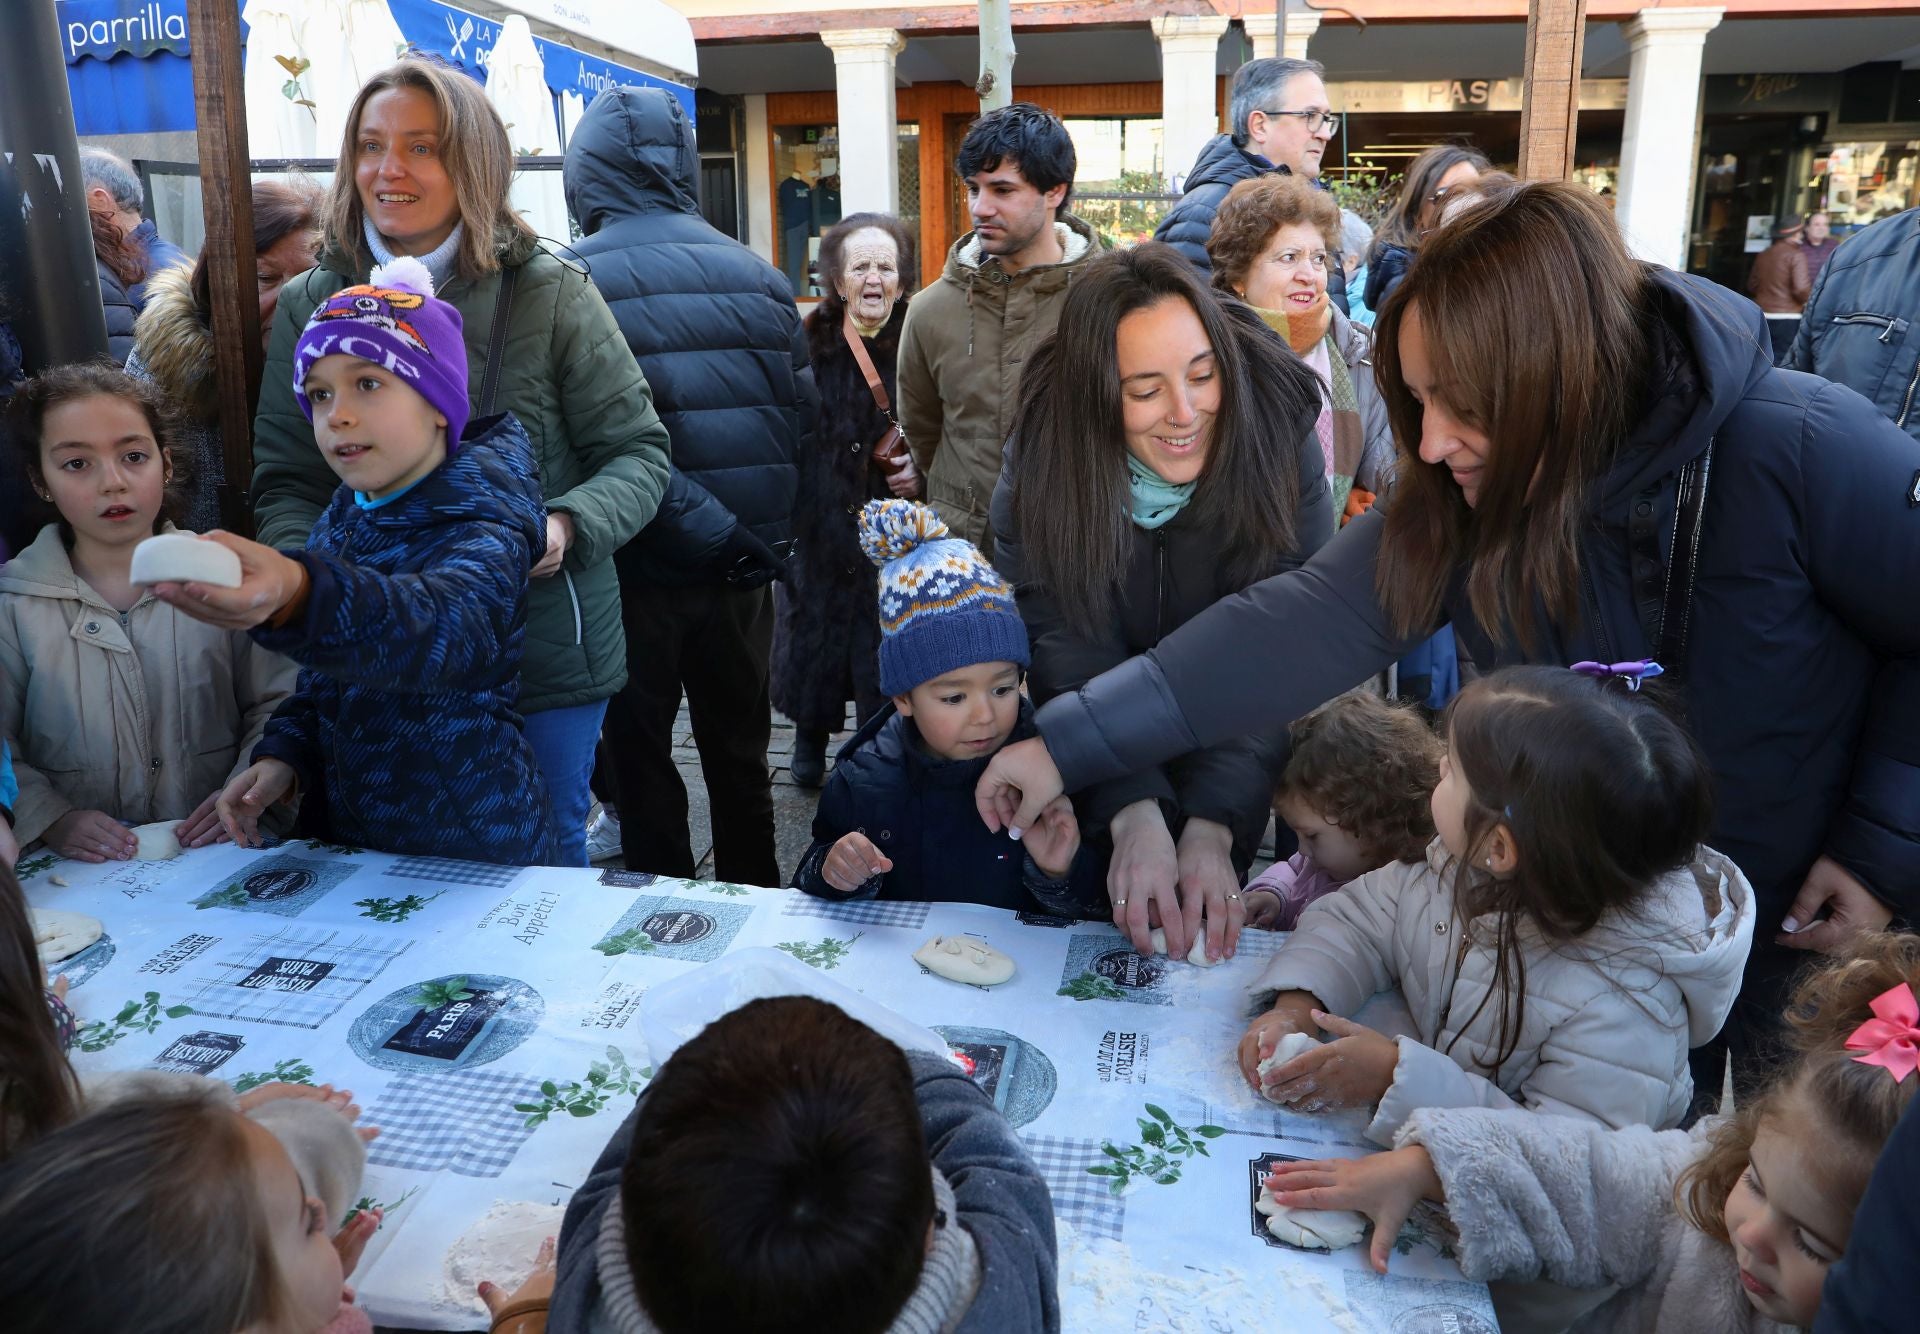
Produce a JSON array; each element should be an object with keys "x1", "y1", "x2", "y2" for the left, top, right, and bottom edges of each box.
[{"x1": 32, "y1": 909, "x2": 103, "y2": 964}]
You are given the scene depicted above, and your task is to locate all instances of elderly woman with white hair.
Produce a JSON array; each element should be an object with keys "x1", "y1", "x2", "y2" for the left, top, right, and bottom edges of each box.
[{"x1": 1339, "y1": 208, "x2": 1376, "y2": 325}]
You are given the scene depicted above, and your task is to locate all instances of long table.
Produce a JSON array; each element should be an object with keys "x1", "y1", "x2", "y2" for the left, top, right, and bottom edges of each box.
[{"x1": 20, "y1": 838, "x2": 1496, "y2": 1332}]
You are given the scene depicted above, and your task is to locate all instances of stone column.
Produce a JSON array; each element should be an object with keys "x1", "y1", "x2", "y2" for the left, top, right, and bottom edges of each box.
[
  {"x1": 820, "y1": 27, "x2": 907, "y2": 215},
  {"x1": 1242, "y1": 13, "x2": 1278, "y2": 61},
  {"x1": 1615, "y1": 6, "x2": 1724, "y2": 270},
  {"x1": 1241, "y1": 9, "x2": 1320, "y2": 61},
  {"x1": 1283, "y1": 10, "x2": 1323, "y2": 59},
  {"x1": 743, "y1": 93, "x2": 774, "y2": 264},
  {"x1": 1152, "y1": 14, "x2": 1232, "y2": 190}
]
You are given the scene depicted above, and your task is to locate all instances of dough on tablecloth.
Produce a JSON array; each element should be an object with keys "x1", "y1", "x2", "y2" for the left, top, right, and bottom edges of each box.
[
  {"x1": 914, "y1": 934, "x2": 1015, "y2": 986},
  {"x1": 441, "y1": 1200, "x2": 566, "y2": 1312},
  {"x1": 130, "y1": 532, "x2": 242, "y2": 588},
  {"x1": 32, "y1": 909, "x2": 103, "y2": 964},
  {"x1": 1256, "y1": 1031, "x2": 1321, "y2": 1103},
  {"x1": 1147, "y1": 927, "x2": 1220, "y2": 968},
  {"x1": 129, "y1": 822, "x2": 183, "y2": 861},
  {"x1": 1255, "y1": 1183, "x2": 1369, "y2": 1250}
]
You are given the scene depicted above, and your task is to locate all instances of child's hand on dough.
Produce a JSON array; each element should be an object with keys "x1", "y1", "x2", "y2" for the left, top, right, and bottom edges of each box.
[
  {"x1": 822, "y1": 831, "x2": 892, "y2": 893},
  {"x1": 1264, "y1": 1146, "x2": 1443, "y2": 1275},
  {"x1": 44, "y1": 809, "x2": 137, "y2": 863},
  {"x1": 149, "y1": 530, "x2": 306, "y2": 631},
  {"x1": 216, "y1": 760, "x2": 296, "y2": 848}
]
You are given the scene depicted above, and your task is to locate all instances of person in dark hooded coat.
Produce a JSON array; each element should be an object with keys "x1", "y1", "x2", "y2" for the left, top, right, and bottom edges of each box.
[
  {"x1": 976, "y1": 182, "x2": 1920, "y2": 1092},
  {"x1": 564, "y1": 86, "x2": 810, "y2": 887}
]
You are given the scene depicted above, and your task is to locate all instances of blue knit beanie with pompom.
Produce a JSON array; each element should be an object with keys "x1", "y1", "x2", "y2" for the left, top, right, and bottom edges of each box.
[{"x1": 860, "y1": 499, "x2": 1030, "y2": 696}]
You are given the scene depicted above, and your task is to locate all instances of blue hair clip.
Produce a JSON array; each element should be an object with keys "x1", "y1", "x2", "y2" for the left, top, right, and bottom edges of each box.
[{"x1": 1569, "y1": 660, "x2": 1665, "y2": 692}]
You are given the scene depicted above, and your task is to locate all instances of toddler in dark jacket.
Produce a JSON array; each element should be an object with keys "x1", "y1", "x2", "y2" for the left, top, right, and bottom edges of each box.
[
  {"x1": 793, "y1": 500, "x2": 1100, "y2": 914},
  {"x1": 541, "y1": 995, "x2": 1060, "y2": 1334},
  {"x1": 154, "y1": 257, "x2": 556, "y2": 864}
]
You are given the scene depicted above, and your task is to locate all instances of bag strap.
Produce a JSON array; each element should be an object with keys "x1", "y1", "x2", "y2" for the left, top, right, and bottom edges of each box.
[
  {"x1": 478, "y1": 264, "x2": 520, "y2": 418},
  {"x1": 1629, "y1": 439, "x2": 1713, "y2": 682},
  {"x1": 842, "y1": 310, "x2": 892, "y2": 416}
]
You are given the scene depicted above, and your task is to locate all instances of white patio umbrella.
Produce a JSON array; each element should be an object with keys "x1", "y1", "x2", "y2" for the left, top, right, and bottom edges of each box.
[
  {"x1": 302, "y1": 0, "x2": 410, "y2": 156},
  {"x1": 486, "y1": 17, "x2": 568, "y2": 237},
  {"x1": 241, "y1": 0, "x2": 318, "y2": 161}
]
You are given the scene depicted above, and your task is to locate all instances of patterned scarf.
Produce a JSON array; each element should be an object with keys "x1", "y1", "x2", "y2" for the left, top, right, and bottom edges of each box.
[{"x1": 1254, "y1": 304, "x2": 1363, "y2": 515}]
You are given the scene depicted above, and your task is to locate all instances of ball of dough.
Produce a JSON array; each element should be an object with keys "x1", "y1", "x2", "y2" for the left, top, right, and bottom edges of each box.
[
  {"x1": 130, "y1": 532, "x2": 243, "y2": 589},
  {"x1": 1147, "y1": 927, "x2": 1221, "y2": 968},
  {"x1": 1256, "y1": 1030, "x2": 1321, "y2": 1104},
  {"x1": 128, "y1": 822, "x2": 183, "y2": 861},
  {"x1": 1255, "y1": 1184, "x2": 1369, "y2": 1250},
  {"x1": 913, "y1": 933, "x2": 1016, "y2": 986},
  {"x1": 32, "y1": 909, "x2": 103, "y2": 964}
]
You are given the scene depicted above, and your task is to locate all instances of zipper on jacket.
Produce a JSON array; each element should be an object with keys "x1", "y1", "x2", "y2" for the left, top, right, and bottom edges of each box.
[
  {"x1": 563, "y1": 570, "x2": 584, "y2": 646},
  {"x1": 1899, "y1": 354, "x2": 1920, "y2": 429},
  {"x1": 1154, "y1": 531, "x2": 1171, "y2": 642},
  {"x1": 1580, "y1": 559, "x2": 1616, "y2": 663},
  {"x1": 1828, "y1": 312, "x2": 1908, "y2": 343}
]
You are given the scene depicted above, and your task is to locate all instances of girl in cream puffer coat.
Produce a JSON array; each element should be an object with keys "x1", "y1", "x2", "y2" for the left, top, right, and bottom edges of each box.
[{"x1": 1242, "y1": 666, "x2": 1756, "y2": 1144}]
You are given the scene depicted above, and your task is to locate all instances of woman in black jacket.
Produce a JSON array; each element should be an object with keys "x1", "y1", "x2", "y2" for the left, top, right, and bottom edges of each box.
[
  {"x1": 1363, "y1": 144, "x2": 1488, "y2": 313},
  {"x1": 979, "y1": 182, "x2": 1920, "y2": 1087},
  {"x1": 991, "y1": 244, "x2": 1334, "y2": 964},
  {"x1": 773, "y1": 213, "x2": 920, "y2": 785}
]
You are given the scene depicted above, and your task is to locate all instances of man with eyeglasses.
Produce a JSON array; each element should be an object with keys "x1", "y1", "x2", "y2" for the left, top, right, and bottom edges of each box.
[{"x1": 1154, "y1": 57, "x2": 1350, "y2": 314}]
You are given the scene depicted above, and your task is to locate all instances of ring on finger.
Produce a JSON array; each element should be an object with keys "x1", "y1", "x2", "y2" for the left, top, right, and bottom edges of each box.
[
  {"x1": 1114, "y1": 897, "x2": 1127, "y2": 907},
  {"x1": 1227, "y1": 892, "x2": 1241, "y2": 901}
]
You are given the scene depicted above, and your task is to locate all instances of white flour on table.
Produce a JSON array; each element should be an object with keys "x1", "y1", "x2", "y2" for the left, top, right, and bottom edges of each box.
[{"x1": 436, "y1": 1199, "x2": 566, "y2": 1315}]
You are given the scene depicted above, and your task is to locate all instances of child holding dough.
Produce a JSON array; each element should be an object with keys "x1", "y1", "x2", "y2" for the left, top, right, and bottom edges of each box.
[
  {"x1": 1265, "y1": 932, "x2": 1920, "y2": 1331},
  {"x1": 1241, "y1": 692, "x2": 1443, "y2": 931},
  {"x1": 0, "y1": 1077, "x2": 378, "y2": 1333},
  {"x1": 152, "y1": 258, "x2": 556, "y2": 864},
  {"x1": 532, "y1": 994, "x2": 1059, "y2": 1334},
  {"x1": 0, "y1": 365, "x2": 296, "y2": 862},
  {"x1": 1241, "y1": 664, "x2": 1755, "y2": 1144},
  {"x1": 793, "y1": 500, "x2": 1100, "y2": 913}
]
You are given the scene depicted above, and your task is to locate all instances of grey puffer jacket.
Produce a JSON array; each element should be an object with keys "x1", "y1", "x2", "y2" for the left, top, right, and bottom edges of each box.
[
  {"x1": 1785, "y1": 207, "x2": 1920, "y2": 441},
  {"x1": 1399, "y1": 1107, "x2": 1798, "y2": 1334}
]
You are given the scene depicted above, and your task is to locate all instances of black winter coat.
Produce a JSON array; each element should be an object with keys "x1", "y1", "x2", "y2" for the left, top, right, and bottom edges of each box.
[
  {"x1": 1786, "y1": 207, "x2": 1920, "y2": 441},
  {"x1": 97, "y1": 260, "x2": 136, "y2": 365},
  {"x1": 769, "y1": 303, "x2": 905, "y2": 731},
  {"x1": 991, "y1": 381, "x2": 1335, "y2": 871},
  {"x1": 1035, "y1": 269, "x2": 1920, "y2": 1025},
  {"x1": 793, "y1": 699, "x2": 1105, "y2": 915},
  {"x1": 1153, "y1": 134, "x2": 1349, "y2": 314},
  {"x1": 1363, "y1": 241, "x2": 1414, "y2": 313},
  {"x1": 563, "y1": 87, "x2": 808, "y2": 588}
]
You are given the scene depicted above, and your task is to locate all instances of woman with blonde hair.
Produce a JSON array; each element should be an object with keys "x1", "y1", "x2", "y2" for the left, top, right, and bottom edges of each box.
[{"x1": 245, "y1": 57, "x2": 672, "y2": 864}]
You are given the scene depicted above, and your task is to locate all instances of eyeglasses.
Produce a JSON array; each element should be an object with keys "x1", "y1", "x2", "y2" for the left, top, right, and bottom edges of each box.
[{"x1": 1259, "y1": 109, "x2": 1341, "y2": 135}]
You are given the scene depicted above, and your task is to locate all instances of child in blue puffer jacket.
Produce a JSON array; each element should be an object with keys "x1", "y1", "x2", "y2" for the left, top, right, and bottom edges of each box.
[
  {"x1": 151, "y1": 258, "x2": 557, "y2": 864},
  {"x1": 793, "y1": 500, "x2": 1101, "y2": 913}
]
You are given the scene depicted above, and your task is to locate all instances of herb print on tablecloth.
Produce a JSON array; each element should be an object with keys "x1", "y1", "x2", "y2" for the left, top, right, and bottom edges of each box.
[
  {"x1": 516, "y1": 1046, "x2": 653, "y2": 1127},
  {"x1": 592, "y1": 895, "x2": 751, "y2": 963},
  {"x1": 75, "y1": 991, "x2": 194, "y2": 1053},
  {"x1": 776, "y1": 934, "x2": 862, "y2": 970},
  {"x1": 1089, "y1": 1103, "x2": 1226, "y2": 1195},
  {"x1": 1060, "y1": 934, "x2": 1172, "y2": 1007},
  {"x1": 231, "y1": 1057, "x2": 318, "y2": 1094},
  {"x1": 191, "y1": 855, "x2": 359, "y2": 918},
  {"x1": 356, "y1": 892, "x2": 443, "y2": 923}
]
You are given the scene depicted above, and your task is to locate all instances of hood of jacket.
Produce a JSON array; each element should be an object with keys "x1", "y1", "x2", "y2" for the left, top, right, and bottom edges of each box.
[
  {"x1": 1329, "y1": 304, "x2": 1374, "y2": 369},
  {"x1": 1182, "y1": 134, "x2": 1280, "y2": 193},
  {"x1": 1420, "y1": 837, "x2": 1757, "y2": 1048},
  {"x1": 942, "y1": 213, "x2": 1100, "y2": 291},
  {"x1": 834, "y1": 696, "x2": 1041, "y2": 786},
  {"x1": 0, "y1": 521, "x2": 170, "y2": 608},
  {"x1": 1595, "y1": 267, "x2": 1773, "y2": 515},
  {"x1": 129, "y1": 262, "x2": 216, "y2": 420},
  {"x1": 563, "y1": 87, "x2": 699, "y2": 235}
]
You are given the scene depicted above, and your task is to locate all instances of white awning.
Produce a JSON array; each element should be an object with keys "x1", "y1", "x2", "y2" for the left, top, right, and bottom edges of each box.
[{"x1": 463, "y1": 0, "x2": 698, "y2": 84}]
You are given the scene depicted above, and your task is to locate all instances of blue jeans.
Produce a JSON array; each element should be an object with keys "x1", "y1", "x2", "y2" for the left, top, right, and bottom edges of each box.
[{"x1": 523, "y1": 700, "x2": 608, "y2": 867}]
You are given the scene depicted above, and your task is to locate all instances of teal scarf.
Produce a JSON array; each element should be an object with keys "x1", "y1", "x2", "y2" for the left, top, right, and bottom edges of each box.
[{"x1": 1127, "y1": 453, "x2": 1196, "y2": 530}]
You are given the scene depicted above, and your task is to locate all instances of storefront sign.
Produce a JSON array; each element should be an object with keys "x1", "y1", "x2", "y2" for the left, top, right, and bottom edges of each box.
[
  {"x1": 59, "y1": 0, "x2": 188, "y2": 63},
  {"x1": 1704, "y1": 73, "x2": 1838, "y2": 118},
  {"x1": 1328, "y1": 79, "x2": 1628, "y2": 115}
]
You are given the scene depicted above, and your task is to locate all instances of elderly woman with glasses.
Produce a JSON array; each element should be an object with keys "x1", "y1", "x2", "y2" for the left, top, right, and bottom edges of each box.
[
  {"x1": 1363, "y1": 144, "x2": 1490, "y2": 312},
  {"x1": 1208, "y1": 173, "x2": 1394, "y2": 523}
]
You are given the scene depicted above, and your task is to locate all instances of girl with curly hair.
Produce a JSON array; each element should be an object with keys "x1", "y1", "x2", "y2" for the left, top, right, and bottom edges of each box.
[
  {"x1": 1241, "y1": 692, "x2": 1442, "y2": 931},
  {"x1": 1263, "y1": 930, "x2": 1920, "y2": 1331}
]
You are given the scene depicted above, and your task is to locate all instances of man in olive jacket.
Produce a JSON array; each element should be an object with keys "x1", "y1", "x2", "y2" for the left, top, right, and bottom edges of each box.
[
  {"x1": 250, "y1": 222, "x2": 671, "y2": 865},
  {"x1": 897, "y1": 103, "x2": 1100, "y2": 557}
]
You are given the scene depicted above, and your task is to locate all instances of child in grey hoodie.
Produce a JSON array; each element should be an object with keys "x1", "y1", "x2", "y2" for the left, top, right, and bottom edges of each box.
[
  {"x1": 540, "y1": 995, "x2": 1059, "y2": 1334},
  {"x1": 1260, "y1": 932, "x2": 1920, "y2": 1333}
]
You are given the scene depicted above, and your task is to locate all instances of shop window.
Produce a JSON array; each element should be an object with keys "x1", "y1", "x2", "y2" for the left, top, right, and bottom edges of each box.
[
  {"x1": 774, "y1": 123, "x2": 920, "y2": 299},
  {"x1": 1815, "y1": 142, "x2": 1920, "y2": 230},
  {"x1": 1061, "y1": 117, "x2": 1175, "y2": 248}
]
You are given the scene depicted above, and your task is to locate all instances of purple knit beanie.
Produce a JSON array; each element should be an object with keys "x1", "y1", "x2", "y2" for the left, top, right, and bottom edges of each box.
[{"x1": 291, "y1": 256, "x2": 470, "y2": 448}]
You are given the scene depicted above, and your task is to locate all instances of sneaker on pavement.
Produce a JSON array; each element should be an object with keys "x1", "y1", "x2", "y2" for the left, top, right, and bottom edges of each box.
[{"x1": 585, "y1": 807, "x2": 623, "y2": 863}]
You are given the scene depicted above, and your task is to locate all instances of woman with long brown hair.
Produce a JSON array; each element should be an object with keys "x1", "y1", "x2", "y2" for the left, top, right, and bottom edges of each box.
[
  {"x1": 989, "y1": 243, "x2": 1332, "y2": 962},
  {"x1": 978, "y1": 180, "x2": 1920, "y2": 1083},
  {"x1": 1363, "y1": 144, "x2": 1490, "y2": 313}
]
